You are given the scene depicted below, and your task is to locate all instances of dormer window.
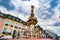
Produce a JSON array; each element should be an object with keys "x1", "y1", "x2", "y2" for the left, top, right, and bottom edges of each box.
[
  {"x1": 0, "y1": 14, "x2": 3, "y2": 16},
  {"x1": 12, "y1": 17, "x2": 15, "y2": 20},
  {"x1": 20, "y1": 20, "x2": 22, "y2": 22},
  {"x1": 8, "y1": 16, "x2": 11, "y2": 18},
  {"x1": 16, "y1": 19, "x2": 19, "y2": 21}
]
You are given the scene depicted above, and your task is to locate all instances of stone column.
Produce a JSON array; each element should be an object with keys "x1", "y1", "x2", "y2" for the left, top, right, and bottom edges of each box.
[{"x1": 30, "y1": 24, "x2": 34, "y2": 38}]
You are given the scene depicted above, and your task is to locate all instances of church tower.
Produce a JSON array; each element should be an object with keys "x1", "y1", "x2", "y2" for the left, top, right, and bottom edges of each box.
[{"x1": 27, "y1": 5, "x2": 38, "y2": 26}]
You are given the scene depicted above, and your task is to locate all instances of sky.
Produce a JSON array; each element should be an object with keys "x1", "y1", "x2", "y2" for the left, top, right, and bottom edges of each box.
[{"x1": 0, "y1": 0, "x2": 60, "y2": 36}]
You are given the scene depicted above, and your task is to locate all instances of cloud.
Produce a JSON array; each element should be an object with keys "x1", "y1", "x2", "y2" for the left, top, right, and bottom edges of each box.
[
  {"x1": 53, "y1": 22, "x2": 60, "y2": 26},
  {"x1": 35, "y1": 0, "x2": 60, "y2": 36},
  {"x1": 45, "y1": 26, "x2": 60, "y2": 36},
  {"x1": 35, "y1": 0, "x2": 54, "y2": 20}
]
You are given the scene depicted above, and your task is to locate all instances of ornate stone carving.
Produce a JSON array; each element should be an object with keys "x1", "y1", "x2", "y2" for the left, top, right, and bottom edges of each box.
[{"x1": 27, "y1": 5, "x2": 38, "y2": 26}]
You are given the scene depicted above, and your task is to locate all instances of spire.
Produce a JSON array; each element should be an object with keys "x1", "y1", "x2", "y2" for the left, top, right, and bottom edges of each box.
[
  {"x1": 27, "y1": 5, "x2": 38, "y2": 26},
  {"x1": 30, "y1": 5, "x2": 34, "y2": 17}
]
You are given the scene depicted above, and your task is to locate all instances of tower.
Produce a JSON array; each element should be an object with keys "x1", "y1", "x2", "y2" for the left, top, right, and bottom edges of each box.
[
  {"x1": 26, "y1": 5, "x2": 38, "y2": 38},
  {"x1": 27, "y1": 5, "x2": 38, "y2": 26}
]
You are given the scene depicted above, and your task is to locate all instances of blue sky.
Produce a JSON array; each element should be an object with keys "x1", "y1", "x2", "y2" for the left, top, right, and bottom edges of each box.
[
  {"x1": 0, "y1": 0, "x2": 60, "y2": 36},
  {"x1": 0, "y1": 0, "x2": 15, "y2": 10}
]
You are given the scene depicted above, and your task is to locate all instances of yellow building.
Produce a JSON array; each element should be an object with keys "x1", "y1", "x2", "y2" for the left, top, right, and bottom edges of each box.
[{"x1": 0, "y1": 12, "x2": 27, "y2": 38}]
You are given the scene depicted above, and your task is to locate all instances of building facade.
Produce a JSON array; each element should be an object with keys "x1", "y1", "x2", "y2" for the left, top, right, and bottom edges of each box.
[
  {"x1": 0, "y1": 12, "x2": 27, "y2": 38},
  {"x1": 45, "y1": 30, "x2": 58, "y2": 40},
  {"x1": 0, "y1": 5, "x2": 58, "y2": 39}
]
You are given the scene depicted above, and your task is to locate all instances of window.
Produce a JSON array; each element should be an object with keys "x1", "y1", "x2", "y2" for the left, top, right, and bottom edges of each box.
[
  {"x1": 2, "y1": 27, "x2": 7, "y2": 34},
  {"x1": 15, "y1": 26, "x2": 18, "y2": 29},
  {"x1": 19, "y1": 23, "x2": 23, "y2": 27},
  {"x1": 18, "y1": 24, "x2": 21, "y2": 28},
  {"x1": 16, "y1": 19, "x2": 19, "y2": 21},
  {"x1": 20, "y1": 20, "x2": 22, "y2": 22},
  {"x1": 13, "y1": 30, "x2": 18, "y2": 38},
  {"x1": 15, "y1": 23, "x2": 19, "y2": 28},
  {"x1": 8, "y1": 16, "x2": 11, "y2": 18},
  {"x1": 23, "y1": 31, "x2": 27, "y2": 36},
  {"x1": 12, "y1": 17, "x2": 15, "y2": 20},
  {"x1": 9, "y1": 22, "x2": 14, "y2": 27},
  {"x1": 3, "y1": 27, "x2": 7, "y2": 32},
  {"x1": 19, "y1": 27, "x2": 21, "y2": 29},
  {"x1": 0, "y1": 14, "x2": 3, "y2": 16},
  {"x1": 10, "y1": 22, "x2": 14, "y2": 26},
  {"x1": 5, "y1": 24, "x2": 8, "y2": 26},
  {"x1": 18, "y1": 31, "x2": 20, "y2": 36},
  {"x1": 10, "y1": 25, "x2": 13, "y2": 27},
  {"x1": 5, "y1": 20, "x2": 9, "y2": 24},
  {"x1": 7, "y1": 28, "x2": 12, "y2": 35}
]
